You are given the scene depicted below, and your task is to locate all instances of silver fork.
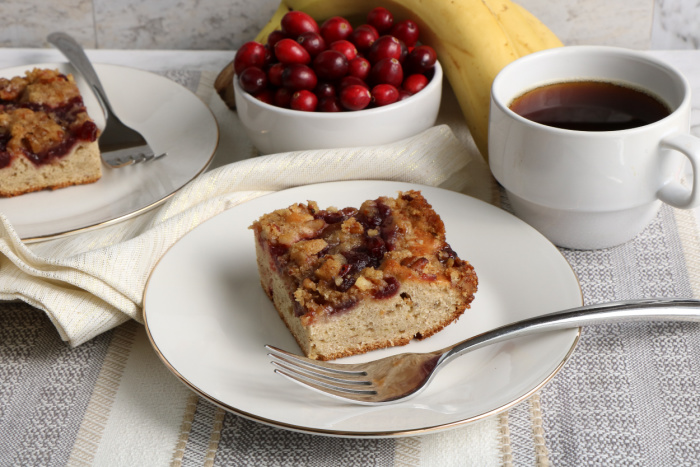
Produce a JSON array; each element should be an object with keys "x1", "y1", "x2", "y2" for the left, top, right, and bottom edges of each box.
[
  {"x1": 47, "y1": 32, "x2": 166, "y2": 168},
  {"x1": 267, "y1": 298, "x2": 700, "y2": 405}
]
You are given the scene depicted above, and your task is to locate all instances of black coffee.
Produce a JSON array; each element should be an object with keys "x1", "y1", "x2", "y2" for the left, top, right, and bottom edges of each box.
[{"x1": 509, "y1": 80, "x2": 671, "y2": 131}]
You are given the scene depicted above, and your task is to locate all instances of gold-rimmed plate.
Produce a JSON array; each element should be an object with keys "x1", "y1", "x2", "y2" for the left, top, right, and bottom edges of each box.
[
  {"x1": 0, "y1": 62, "x2": 218, "y2": 242},
  {"x1": 143, "y1": 181, "x2": 582, "y2": 437}
]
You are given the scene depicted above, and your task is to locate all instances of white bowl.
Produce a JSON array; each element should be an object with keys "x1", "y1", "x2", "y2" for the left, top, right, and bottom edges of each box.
[{"x1": 233, "y1": 60, "x2": 442, "y2": 155}]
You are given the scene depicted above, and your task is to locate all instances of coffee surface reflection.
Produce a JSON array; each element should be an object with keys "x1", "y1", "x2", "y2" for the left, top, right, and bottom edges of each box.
[{"x1": 509, "y1": 81, "x2": 671, "y2": 131}]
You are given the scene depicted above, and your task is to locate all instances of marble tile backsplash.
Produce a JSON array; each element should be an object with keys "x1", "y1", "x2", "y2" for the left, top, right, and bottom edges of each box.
[
  {"x1": 652, "y1": 0, "x2": 700, "y2": 48},
  {"x1": 0, "y1": 0, "x2": 697, "y2": 50}
]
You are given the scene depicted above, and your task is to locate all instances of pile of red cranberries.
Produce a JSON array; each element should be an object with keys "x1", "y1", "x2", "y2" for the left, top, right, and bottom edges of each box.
[{"x1": 233, "y1": 7, "x2": 438, "y2": 112}]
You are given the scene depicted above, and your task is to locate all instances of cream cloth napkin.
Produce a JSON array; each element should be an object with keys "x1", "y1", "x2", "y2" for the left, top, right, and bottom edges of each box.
[{"x1": 0, "y1": 124, "x2": 492, "y2": 346}]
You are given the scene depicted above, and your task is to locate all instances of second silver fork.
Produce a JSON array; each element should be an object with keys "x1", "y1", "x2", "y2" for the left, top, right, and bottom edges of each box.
[{"x1": 48, "y1": 32, "x2": 166, "y2": 168}]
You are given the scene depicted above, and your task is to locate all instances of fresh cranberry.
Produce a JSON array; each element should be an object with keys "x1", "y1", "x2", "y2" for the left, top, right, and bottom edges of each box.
[
  {"x1": 314, "y1": 82, "x2": 336, "y2": 99},
  {"x1": 339, "y1": 75, "x2": 369, "y2": 90},
  {"x1": 238, "y1": 66, "x2": 267, "y2": 94},
  {"x1": 274, "y1": 87, "x2": 293, "y2": 107},
  {"x1": 254, "y1": 88, "x2": 275, "y2": 105},
  {"x1": 340, "y1": 84, "x2": 371, "y2": 111},
  {"x1": 348, "y1": 56, "x2": 370, "y2": 80},
  {"x1": 267, "y1": 30, "x2": 287, "y2": 48},
  {"x1": 318, "y1": 96, "x2": 342, "y2": 112},
  {"x1": 312, "y1": 49, "x2": 349, "y2": 80},
  {"x1": 281, "y1": 11, "x2": 319, "y2": 36},
  {"x1": 290, "y1": 89, "x2": 318, "y2": 111},
  {"x1": 266, "y1": 44, "x2": 276, "y2": 64},
  {"x1": 349, "y1": 24, "x2": 378, "y2": 53},
  {"x1": 367, "y1": 35, "x2": 403, "y2": 63},
  {"x1": 398, "y1": 90, "x2": 412, "y2": 101},
  {"x1": 402, "y1": 74, "x2": 429, "y2": 94},
  {"x1": 367, "y1": 7, "x2": 393, "y2": 34},
  {"x1": 320, "y1": 16, "x2": 353, "y2": 43},
  {"x1": 297, "y1": 32, "x2": 326, "y2": 57},
  {"x1": 390, "y1": 20, "x2": 419, "y2": 47},
  {"x1": 234, "y1": 41, "x2": 267, "y2": 74},
  {"x1": 236, "y1": 7, "x2": 429, "y2": 113},
  {"x1": 275, "y1": 38, "x2": 311, "y2": 65},
  {"x1": 281, "y1": 63, "x2": 318, "y2": 90},
  {"x1": 405, "y1": 45, "x2": 437, "y2": 74},
  {"x1": 369, "y1": 58, "x2": 403, "y2": 87},
  {"x1": 329, "y1": 40, "x2": 357, "y2": 61},
  {"x1": 267, "y1": 62, "x2": 285, "y2": 87},
  {"x1": 372, "y1": 84, "x2": 399, "y2": 106},
  {"x1": 398, "y1": 40, "x2": 408, "y2": 63}
]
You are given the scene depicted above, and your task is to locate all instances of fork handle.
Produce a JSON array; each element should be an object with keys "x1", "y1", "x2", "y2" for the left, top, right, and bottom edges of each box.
[
  {"x1": 47, "y1": 32, "x2": 114, "y2": 119},
  {"x1": 441, "y1": 298, "x2": 700, "y2": 365}
]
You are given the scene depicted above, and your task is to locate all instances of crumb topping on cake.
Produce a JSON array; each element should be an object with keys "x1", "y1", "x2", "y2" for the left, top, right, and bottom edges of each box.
[
  {"x1": 251, "y1": 190, "x2": 478, "y2": 326},
  {"x1": 0, "y1": 68, "x2": 98, "y2": 169}
]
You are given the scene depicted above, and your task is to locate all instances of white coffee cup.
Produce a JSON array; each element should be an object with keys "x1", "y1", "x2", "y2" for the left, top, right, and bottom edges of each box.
[{"x1": 489, "y1": 46, "x2": 700, "y2": 249}]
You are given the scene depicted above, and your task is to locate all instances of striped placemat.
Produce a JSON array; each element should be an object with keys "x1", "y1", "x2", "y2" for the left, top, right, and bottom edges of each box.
[{"x1": 2, "y1": 69, "x2": 699, "y2": 466}]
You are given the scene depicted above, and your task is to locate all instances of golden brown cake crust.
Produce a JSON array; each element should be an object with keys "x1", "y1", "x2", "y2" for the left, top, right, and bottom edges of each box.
[
  {"x1": 251, "y1": 190, "x2": 478, "y2": 360},
  {"x1": 0, "y1": 68, "x2": 101, "y2": 197}
]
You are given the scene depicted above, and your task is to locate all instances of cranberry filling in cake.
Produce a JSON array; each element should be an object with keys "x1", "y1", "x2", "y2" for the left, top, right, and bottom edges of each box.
[
  {"x1": 250, "y1": 190, "x2": 478, "y2": 361},
  {"x1": 0, "y1": 68, "x2": 101, "y2": 197}
]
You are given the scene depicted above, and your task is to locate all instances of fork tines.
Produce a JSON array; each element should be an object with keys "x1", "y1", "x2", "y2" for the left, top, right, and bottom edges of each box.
[
  {"x1": 265, "y1": 345, "x2": 378, "y2": 398},
  {"x1": 112, "y1": 151, "x2": 167, "y2": 167},
  {"x1": 135, "y1": 151, "x2": 167, "y2": 163}
]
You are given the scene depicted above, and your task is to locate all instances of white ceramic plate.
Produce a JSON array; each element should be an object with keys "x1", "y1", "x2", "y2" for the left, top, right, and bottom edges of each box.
[
  {"x1": 0, "y1": 62, "x2": 218, "y2": 242},
  {"x1": 143, "y1": 181, "x2": 582, "y2": 437}
]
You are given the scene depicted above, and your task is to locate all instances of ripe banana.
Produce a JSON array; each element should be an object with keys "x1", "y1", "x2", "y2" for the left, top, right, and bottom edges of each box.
[
  {"x1": 482, "y1": 0, "x2": 562, "y2": 55},
  {"x1": 230, "y1": 0, "x2": 563, "y2": 160},
  {"x1": 254, "y1": 2, "x2": 291, "y2": 44}
]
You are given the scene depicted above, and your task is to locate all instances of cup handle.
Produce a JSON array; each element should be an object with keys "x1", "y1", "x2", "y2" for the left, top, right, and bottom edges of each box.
[{"x1": 657, "y1": 133, "x2": 700, "y2": 209}]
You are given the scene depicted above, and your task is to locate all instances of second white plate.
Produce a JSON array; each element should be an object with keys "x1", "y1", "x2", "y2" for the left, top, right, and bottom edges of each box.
[
  {"x1": 144, "y1": 181, "x2": 582, "y2": 437},
  {"x1": 0, "y1": 62, "x2": 218, "y2": 242}
]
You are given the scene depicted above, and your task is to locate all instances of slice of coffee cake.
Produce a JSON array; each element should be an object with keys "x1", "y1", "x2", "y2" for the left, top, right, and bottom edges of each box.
[
  {"x1": 250, "y1": 190, "x2": 478, "y2": 361},
  {"x1": 0, "y1": 68, "x2": 101, "y2": 197}
]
